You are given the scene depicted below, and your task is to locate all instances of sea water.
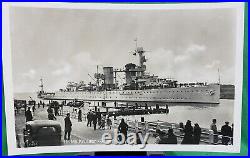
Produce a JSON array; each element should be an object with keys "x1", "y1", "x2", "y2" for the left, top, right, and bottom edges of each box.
[{"x1": 14, "y1": 92, "x2": 234, "y2": 129}]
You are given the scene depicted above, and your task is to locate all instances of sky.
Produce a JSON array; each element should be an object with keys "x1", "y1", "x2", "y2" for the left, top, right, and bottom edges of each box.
[{"x1": 9, "y1": 6, "x2": 237, "y2": 93}]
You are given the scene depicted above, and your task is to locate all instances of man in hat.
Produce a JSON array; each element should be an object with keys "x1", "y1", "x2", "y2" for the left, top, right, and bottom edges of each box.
[
  {"x1": 25, "y1": 107, "x2": 33, "y2": 122},
  {"x1": 221, "y1": 121, "x2": 232, "y2": 145},
  {"x1": 181, "y1": 120, "x2": 194, "y2": 144},
  {"x1": 210, "y1": 119, "x2": 218, "y2": 143},
  {"x1": 166, "y1": 128, "x2": 177, "y2": 144},
  {"x1": 193, "y1": 123, "x2": 201, "y2": 144},
  {"x1": 64, "y1": 113, "x2": 72, "y2": 140}
]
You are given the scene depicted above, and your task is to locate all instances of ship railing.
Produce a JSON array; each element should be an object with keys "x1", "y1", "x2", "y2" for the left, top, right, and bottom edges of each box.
[{"x1": 113, "y1": 118, "x2": 233, "y2": 145}]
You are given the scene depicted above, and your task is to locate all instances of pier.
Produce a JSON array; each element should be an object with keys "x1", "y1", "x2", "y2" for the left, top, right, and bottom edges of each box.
[{"x1": 15, "y1": 100, "x2": 233, "y2": 147}]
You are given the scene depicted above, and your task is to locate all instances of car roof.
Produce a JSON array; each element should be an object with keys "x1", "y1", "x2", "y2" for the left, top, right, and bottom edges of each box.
[{"x1": 26, "y1": 120, "x2": 61, "y2": 127}]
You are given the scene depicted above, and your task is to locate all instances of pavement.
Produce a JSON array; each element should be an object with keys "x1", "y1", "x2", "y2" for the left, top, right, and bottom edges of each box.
[
  {"x1": 15, "y1": 106, "x2": 156, "y2": 147},
  {"x1": 33, "y1": 107, "x2": 111, "y2": 145}
]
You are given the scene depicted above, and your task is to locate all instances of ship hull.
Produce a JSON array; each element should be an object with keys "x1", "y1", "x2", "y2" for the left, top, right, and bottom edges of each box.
[{"x1": 43, "y1": 84, "x2": 220, "y2": 104}]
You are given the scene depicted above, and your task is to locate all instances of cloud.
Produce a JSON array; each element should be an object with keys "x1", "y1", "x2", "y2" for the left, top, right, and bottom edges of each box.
[
  {"x1": 186, "y1": 44, "x2": 206, "y2": 55},
  {"x1": 46, "y1": 51, "x2": 102, "y2": 91},
  {"x1": 205, "y1": 60, "x2": 221, "y2": 69},
  {"x1": 146, "y1": 48, "x2": 175, "y2": 78},
  {"x1": 174, "y1": 44, "x2": 206, "y2": 63},
  {"x1": 22, "y1": 69, "x2": 37, "y2": 79},
  {"x1": 143, "y1": 44, "x2": 223, "y2": 83},
  {"x1": 52, "y1": 63, "x2": 71, "y2": 76}
]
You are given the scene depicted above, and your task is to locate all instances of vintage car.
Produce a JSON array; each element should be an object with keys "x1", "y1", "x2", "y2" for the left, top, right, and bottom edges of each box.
[{"x1": 23, "y1": 120, "x2": 62, "y2": 147}]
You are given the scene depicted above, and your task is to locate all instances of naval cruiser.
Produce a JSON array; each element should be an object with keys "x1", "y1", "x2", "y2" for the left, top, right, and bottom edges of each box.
[{"x1": 38, "y1": 44, "x2": 220, "y2": 104}]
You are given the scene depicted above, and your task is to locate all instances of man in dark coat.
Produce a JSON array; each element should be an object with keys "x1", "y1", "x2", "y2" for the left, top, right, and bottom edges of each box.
[
  {"x1": 87, "y1": 111, "x2": 92, "y2": 127},
  {"x1": 64, "y1": 113, "x2": 72, "y2": 140},
  {"x1": 48, "y1": 112, "x2": 56, "y2": 120},
  {"x1": 47, "y1": 106, "x2": 53, "y2": 114},
  {"x1": 221, "y1": 121, "x2": 232, "y2": 145},
  {"x1": 193, "y1": 123, "x2": 201, "y2": 144},
  {"x1": 96, "y1": 110, "x2": 102, "y2": 126},
  {"x1": 92, "y1": 112, "x2": 98, "y2": 130},
  {"x1": 32, "y1": 105, "x2": 35, "y2": 113},
  {"x1": 166, "y1": 128, "x2": 177, "y2": 144},
  {"x1": 181, "y1": 120, "x2": 194, "y2": 144},
  {"x1": 25, "y1": 107, "x2": 33, "y2": 122},
  {"x1": 118, "y1": 118, "x2": 129, "y2": 142},
  {"x1": 47, "y1": 106, "x2": 55, "y2": 120},
  {"x1": 54, "y1": 106, "x2": 59, "y2": 116},
  {"x1": 78, "y1": 109, "x2": 82, "y2": 122}
]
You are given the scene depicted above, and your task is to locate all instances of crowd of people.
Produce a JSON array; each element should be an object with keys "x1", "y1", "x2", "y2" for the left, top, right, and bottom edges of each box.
[
  {"x1": 175, "y1": 119, "x2": 233, "y2": 145},
  {"x1": 210, "y1": 119, "x2": 233, "y2": 145},
  {"x1": 24, "y1": 101, "x2": 234, "y2": 145},
  {"x1": 86, "y1": 110, "x2": 112, "y2": 130},
  {"x1": 154, "y1": 119, "x2": 233, "y2": 145},
  {"x1": 24, "y1": 100, "x2": 46, "y2": 122},
  {"x1": 179, "y1": 120, "x2": 202, "y2": 144}
]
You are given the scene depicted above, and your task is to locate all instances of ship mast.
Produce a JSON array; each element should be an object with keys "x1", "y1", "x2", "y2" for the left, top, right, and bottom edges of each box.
[
  {"x1": 218, "y1": 68, "x2": 221, "y2": 84},
  {"x1": 131, "y1": 38, "x2": 147, "y2": 76},
  {"x1": 134, "y1": 37, "x2": 138, "y2": 48},
  {"x1": 97, "y1": 65, "x2": 99, "y2": 88},
  {"x1": 39, "y1": 78, "x2": 44, "y2": 92}
]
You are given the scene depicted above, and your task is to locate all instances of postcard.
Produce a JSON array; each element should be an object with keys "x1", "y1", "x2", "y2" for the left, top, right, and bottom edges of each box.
[{"x1": 2, "y1": 2, "x2": 245, "y2": 155}]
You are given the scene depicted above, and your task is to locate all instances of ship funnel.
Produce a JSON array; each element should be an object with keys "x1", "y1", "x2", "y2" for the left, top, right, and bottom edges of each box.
[{"x1": 103, "y1": 67, "x2": 114, "y2": 89}]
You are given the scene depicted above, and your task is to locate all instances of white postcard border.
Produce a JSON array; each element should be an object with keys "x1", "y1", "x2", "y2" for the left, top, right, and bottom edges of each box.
[{"x1": 2, "y1": 2, "x2": 245, "y2": 155}]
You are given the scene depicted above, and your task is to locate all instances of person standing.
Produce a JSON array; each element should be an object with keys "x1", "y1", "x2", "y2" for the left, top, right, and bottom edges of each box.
[
  {"x1": 47, "y1": 106, "x2": 53, "y2": 114},
  {"x1": 97, "y1": 110, "x2": 102, "y2": 127},
  {"x1": 166, "y1": 128, "x2": 177, "y2": 144},
  {"x1": 54, "y1": 106, "x2": 59, "y2": 116},
  {"x1": 48, "y1": 112, "x2": 57, "y2": 120},
  {"x1": 78, "y1": 109, "x2": 82, "y2": 122},
  {"x1": 210, "y1": 119, "x2": 218, "y2": 143},
  {"x1": 166, "y1": 104, "x2": 169, "y2": 114},
  {"x1": 99, "y1": 114, "x2": 106, "y2": 129},
  {"x1": 32, "y1": 105, "x2": 35, "y2": 113},
  {"x1": 118, "y1": 118, "x2": 128, "y2": 143},
  {"x1": 193, "y1": 123, "x2": 201, "y2": 144},
  {"x1": 181, "y1": 120, "x2": 194, "y2": 144},
  {"x1": 25, "y1": 107, "x2": 33, "y2": 122},
  {"x1": 47, "y1": 106, "x2": 54, "y2": 120},
  {"x1": 92, "y1": 112, "x2": 98, "y2": 130},
  {"x1": 107, "y1": 117, "x2": 112, "y2": 130},
  {"x1": 64, "y1": 113, "x2": 72, "y2": 140},
  {"x1": 87, "y1": 111, "x2": 92, "y2": 127},
  {"x1": 221, "y1": 121, "x2": 232, "y2": 145}
]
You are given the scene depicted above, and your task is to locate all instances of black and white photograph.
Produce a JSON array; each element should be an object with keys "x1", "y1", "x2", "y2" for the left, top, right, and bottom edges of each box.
[{"x1": 2, "y1": 2, "x2": 244, "y2": 155}]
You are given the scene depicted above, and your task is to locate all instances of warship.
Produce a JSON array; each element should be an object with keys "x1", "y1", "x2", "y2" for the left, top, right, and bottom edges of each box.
[{"x1": 38, "y1": 43, "x2": 220, "y2": 104}]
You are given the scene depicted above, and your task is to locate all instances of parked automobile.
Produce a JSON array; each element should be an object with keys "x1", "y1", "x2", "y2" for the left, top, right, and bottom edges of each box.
[{"x1": 23, "y1": 120, "x2": 62, "y2": 147}]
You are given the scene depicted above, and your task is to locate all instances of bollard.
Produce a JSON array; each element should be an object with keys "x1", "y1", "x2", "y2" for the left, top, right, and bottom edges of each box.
[{"x1": 208, "y1": 130, "x2": 214, "y2": 144}]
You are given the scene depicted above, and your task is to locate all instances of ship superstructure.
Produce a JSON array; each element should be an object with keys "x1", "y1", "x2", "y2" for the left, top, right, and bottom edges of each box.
[{"x1": 40, "y1": 42, "x2": 220, "y2": 104}]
